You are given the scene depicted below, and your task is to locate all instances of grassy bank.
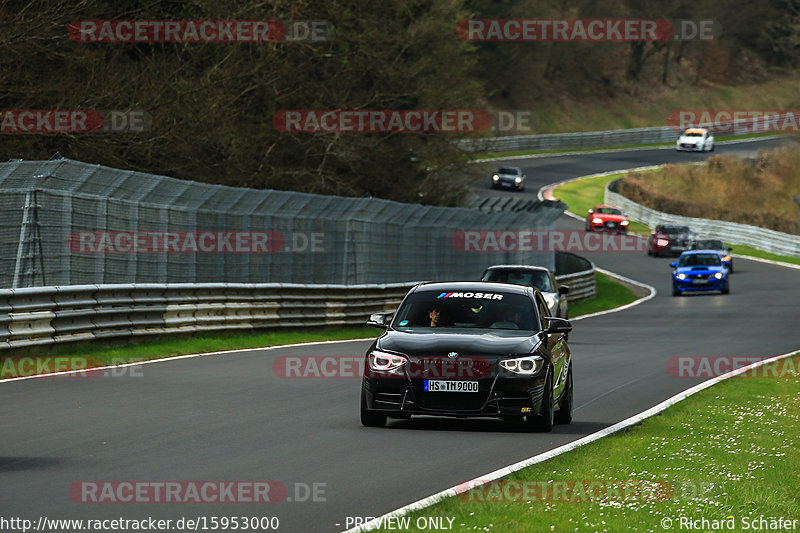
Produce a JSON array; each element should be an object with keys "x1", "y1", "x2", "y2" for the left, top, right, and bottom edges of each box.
[
  {"x1": 513, "y1": 77, "x2": 800, "y2": 134},
  {"x1": 375, "y1": 353, "x2": 800, "y2": 532},
  {"x1": 553, "y1": 172, "x2": 653, "y2": 235},
  {"x1": 553, "y1": 169, "x2": 800, "y2": 266},
  {"x1": 619, "y1": 145, "x2": 800, "y2": 234},
  {"x1": 568, "y1": 272, "x2": 640, "y2": 317}
]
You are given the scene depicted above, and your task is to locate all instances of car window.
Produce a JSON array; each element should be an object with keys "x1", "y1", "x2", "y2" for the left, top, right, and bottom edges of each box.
[
  {"x1": 392, "y1": 290, "x2": 539, "y2": 331},
  {"x1": 498, "y1": 167, "x2": 519, "y2": 175},
  {"x1": 482, "y1": 269, "x2": 554, "y2": 292},
  {"x1": 693, "y1": 240, "x2": 724, "y2": 250},
  {"x1": 678, "y1": 253, "x2": 722, "y2": 267},
  {"x1": 662, "y1": 226, "x2": 689, "y2": 235},
  {"x1": 534, "y1": 293, "x2": 550, "y2": 329},
  {"x1": 684, "y1": 132, "x2": 703, "y2": 137},
  {"x1": 595, "y1": 207, "x2": 622, "y2": 215}
]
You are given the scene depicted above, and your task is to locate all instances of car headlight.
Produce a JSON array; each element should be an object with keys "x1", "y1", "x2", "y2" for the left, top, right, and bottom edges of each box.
[
  {"x1": 620, "y1": 220, "x2": 629, "y2": 226},
  {"x1": 368, "y1": 351, "x2": 408, "y2": 373},
  {"x1": 722, "y1": 255, "x2": 731, "y2": 262},
  {"x1": 656, "y1": 238, "x2": 669, "y2": 246},
  {"x1": 543, "y1": 294, "x2": 557, "y2": 310},
  {"x1": 499, "y1": 355, "x2": 544, "y2": 375},
  {"x1": 713, "y1": 272, "x2": 723, "y2": 279},
  {"x1": 492, "y1": 174, "x2": 500, "y2": 182},
  {"x1": 592, "y1": 217, "x2": 603, "y2": 224},
  {"x1": 514, "y1": 177, "x2": 522, "y2": 183},
  {"x1": 676, "y1": 273, "x2": 686, "y2": 280}
]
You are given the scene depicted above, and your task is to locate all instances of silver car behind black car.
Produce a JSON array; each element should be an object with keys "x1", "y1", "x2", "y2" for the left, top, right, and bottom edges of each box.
[{"x1": 491, "y1": 166, "x2": 525, "y2": 191}]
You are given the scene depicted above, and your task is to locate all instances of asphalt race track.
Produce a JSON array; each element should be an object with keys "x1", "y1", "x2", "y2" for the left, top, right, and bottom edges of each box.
[{"x1": 2, "y1": 138, "x2": 799, "y2": 533}]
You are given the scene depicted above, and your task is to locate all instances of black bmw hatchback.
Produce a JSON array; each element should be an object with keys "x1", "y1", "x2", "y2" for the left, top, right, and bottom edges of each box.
[{"x1": 360, "y1": 282, "x2": 573, "y2": 431}]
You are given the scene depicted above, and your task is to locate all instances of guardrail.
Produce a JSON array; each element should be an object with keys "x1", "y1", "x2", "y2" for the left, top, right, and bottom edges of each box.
[
  {"x1": 605, "y1": 180, "x2": 800, "y2": 256},
  {"x1": 0, "y1": 282, "x2": 418, "y2": 350},
  {"x1": 555, "y1": 252, "x2": 596, "y2": 302},
  {"x1": 467, "y1": 127, "x2": 677, "y2": 153},
  {"x1": 466, "y1": 112, "x2": 792, "y2": 154},
  {"x1": 0, "y1": 269, "x2": 596, "y2": 350}
]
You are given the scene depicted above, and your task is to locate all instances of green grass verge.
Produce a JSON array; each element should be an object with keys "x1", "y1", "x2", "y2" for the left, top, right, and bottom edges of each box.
[
  {"x1": 554, "y1": 169, "x2": 800, "y2": 265},
  {"x1": 374, "y1": 353, "x2": 800, "y2": 532},
  {"x1": 0, "y1": 327, "x2": 378, "y2": 379},
  {"x1": 728, "y1": 244, "x2": 800, "y2": 267},
  {"x1": 569, "y1": 272, "x2": 639, "y2": 318}
]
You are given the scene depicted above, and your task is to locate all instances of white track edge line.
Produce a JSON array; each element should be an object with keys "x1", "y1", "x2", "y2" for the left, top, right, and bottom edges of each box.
[
  {"x1": 732, "y1": 254, "x2": 800, "y2": 270},
  {"x1": 344, "y1": 347, "x2": 799, "y2": 533},
  {"x1": 0, "y1": 337, "x2": 374, "y2": 383},
  {"x1": 569, "y1": 267, "x2": 657, "y2": 322}
]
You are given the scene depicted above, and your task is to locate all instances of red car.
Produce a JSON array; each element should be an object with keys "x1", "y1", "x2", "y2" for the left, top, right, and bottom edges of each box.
[{"x1": 585, "y1": 205, "x2": 629, "y2": 233}]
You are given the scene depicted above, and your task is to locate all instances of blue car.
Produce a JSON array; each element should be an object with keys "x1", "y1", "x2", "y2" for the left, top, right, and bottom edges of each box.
[{"x1": 671, "y1": 251, "x2": 730, "y2": 296}]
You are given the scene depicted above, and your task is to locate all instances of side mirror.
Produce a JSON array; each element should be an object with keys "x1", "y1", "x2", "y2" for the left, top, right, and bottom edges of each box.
[
  {"x1": 367, "y1": 312, "x2": 393, "y2": 329},
  {"x1": 544, "y1": 317, "x2": 572, "y2": 335},
  {"x1": 669, "y1": 262, "x2": 677, "y2": 268},
  {"x1": 558, "y1": 285, "x2": 570, "y2": 295},
  {"x1": 727, "y1": 247, "x2": 733, "y2": 252},
  {"x1": 587, "y1": 208, "x2": 594, "y2": 214}
]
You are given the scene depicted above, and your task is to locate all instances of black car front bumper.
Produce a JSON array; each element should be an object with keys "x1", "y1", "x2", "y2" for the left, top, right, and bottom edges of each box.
[{"x1": 362, "y1": 371, "x2": 547, "y2": 419}]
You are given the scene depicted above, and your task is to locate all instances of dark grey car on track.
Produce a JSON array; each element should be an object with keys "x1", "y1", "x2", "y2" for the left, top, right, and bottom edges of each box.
[{"x1": 360, "y1": 282, "x2": 573, "y2": 432}]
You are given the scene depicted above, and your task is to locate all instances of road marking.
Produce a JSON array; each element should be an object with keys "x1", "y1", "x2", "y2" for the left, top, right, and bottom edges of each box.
[
  {"x1": 343, "y1": 347, "x2": 799, "y2": 533},
  {"x1": 0, "y1": 338, "x2": 374, "y2": 383}
]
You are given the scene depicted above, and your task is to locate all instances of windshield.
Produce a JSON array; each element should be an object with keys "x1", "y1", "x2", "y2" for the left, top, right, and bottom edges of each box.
[
  {"x1": 595, "y1": 207, "x2": 622, "y2": 215},
  {"x1": 497, "y1": 167, "x2": 520, "y2": 175},
  {"x1": 692, "y1": 240, "x2": 725, "y2": 250},
  {"x1": 392, "y1": 289, "x2": 539, "y2": 332},
  {"x1": 661, "y1": 226, "x2": 690, "y2": 235},
  {"x1": 678, "y1": 253, "x2": 722, "y2": 267},
  {"x1": 482, "y1": 269, "x2": 554, "y2": 292},
  {"x1": 683, "y1": 132, "x2": 703, "y2": 137}
]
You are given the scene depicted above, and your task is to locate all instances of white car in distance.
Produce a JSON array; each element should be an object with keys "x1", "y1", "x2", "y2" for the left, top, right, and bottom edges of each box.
[{"x1": 676, "y1": 127, "x2": 715, "y2": 152}]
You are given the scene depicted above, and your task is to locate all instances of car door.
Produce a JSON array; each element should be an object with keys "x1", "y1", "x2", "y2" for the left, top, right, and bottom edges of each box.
[{"x1": 536, "y1": 292, "x2": 567, "y2": 397}]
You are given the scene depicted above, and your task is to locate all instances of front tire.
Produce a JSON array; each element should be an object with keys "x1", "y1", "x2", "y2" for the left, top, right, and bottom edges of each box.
[
  {"x1": 360, "y1": 389, "x2": 387, "y2": 427},
  {"x1": 554, "y1": 366, "x2": 573, "y2": 425}
]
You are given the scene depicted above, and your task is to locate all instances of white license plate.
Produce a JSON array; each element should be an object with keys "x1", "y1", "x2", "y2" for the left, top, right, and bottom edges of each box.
[
  {"x1": 692, "y1": 279, "x2": 708, "y2": 284},
  {"x1": 424, "y1": 380, "x2": 479, "y2": 392}
]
